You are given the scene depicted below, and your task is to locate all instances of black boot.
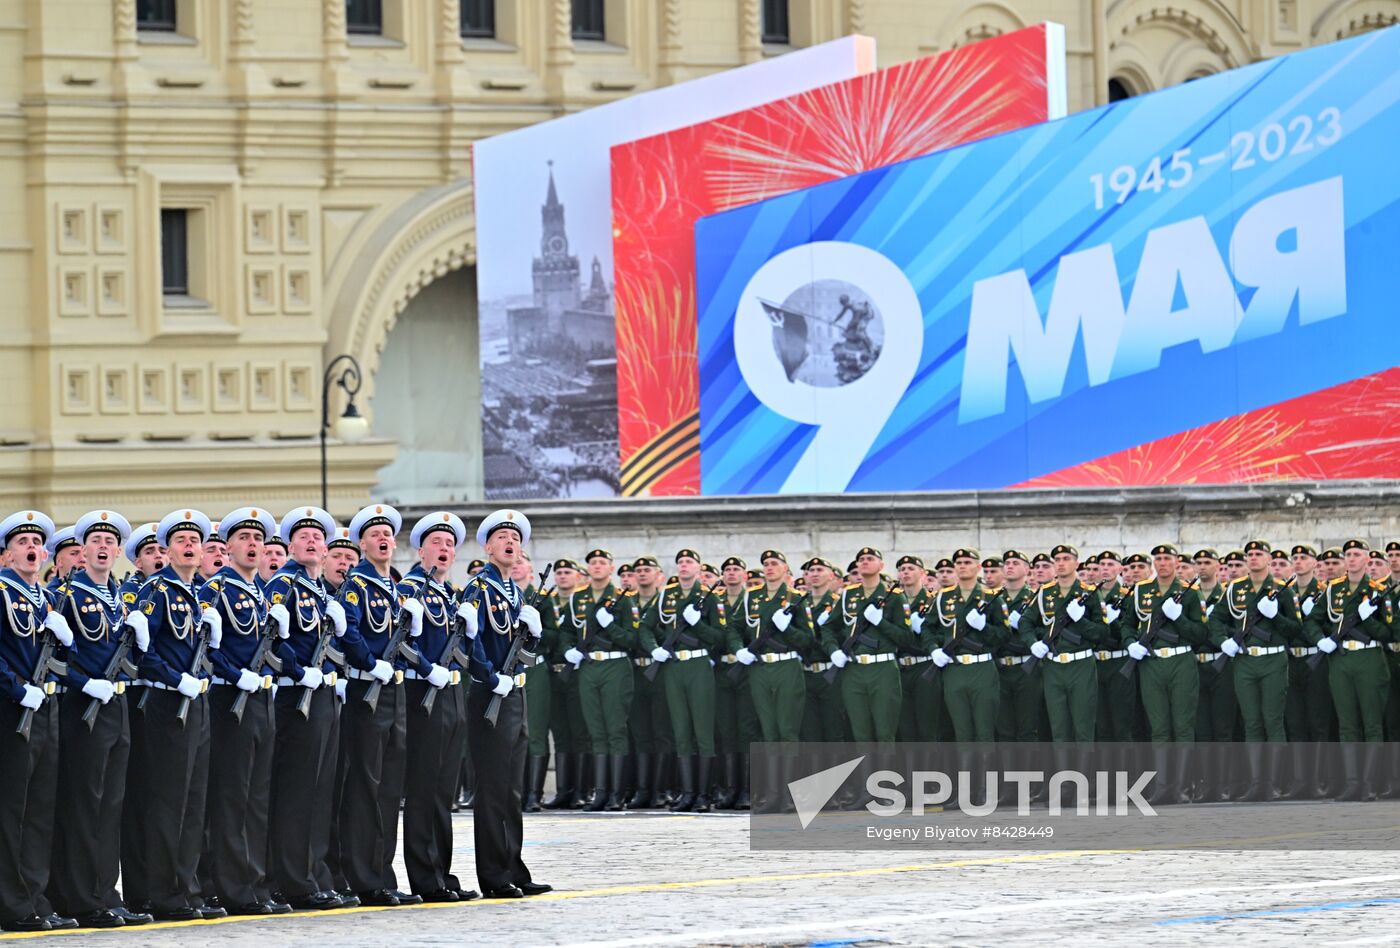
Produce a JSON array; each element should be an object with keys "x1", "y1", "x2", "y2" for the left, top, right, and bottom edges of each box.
[
  {"x1": 524, "y1": 756, "x2": 547, "y2": 813},
  {"x1": 695, "y1": 756, "x2": 714, "y2": 813},
  {"x1": 670, "y1": 755, "x2": 697, "y2": 812},
  {"x1": 734, "y1": 753, "x2": 751, "y2": 810},
  {"x1": 1240, "y1": 743, "x2": 1270, "y2": 802},
  {"x1": 1335, "y1": 744, "x2": 1366, "y2": 801},
  {"x1": 626, "y1": 753, "x2": 653, "y2": 809},
  {"x1": 649, "y1": 753, "x2": 673, "y2": 808},
  {"x1": 572, "y1": 752, "x2": 591, "y2": 808},
  {"x1": 542, "y1": 752, "x2": 574, "y2": 809},
  {"x1": 713, "y1": 753, "x2": 738, "y2": 810},
  {"x1": 1146, "y1": 746, "x2": 1175, "y2": 807},
  {"x1": 583, "y1": 754, "x2": 609, "y2": 812},
  {"x1": 606, "y1": 754, "x2": 629, "y2": 811}
]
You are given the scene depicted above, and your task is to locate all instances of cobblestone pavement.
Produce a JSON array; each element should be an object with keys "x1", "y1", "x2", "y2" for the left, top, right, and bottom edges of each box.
[{"x1": 4, "y1": 807, "x2": 1399, "y2": 946}]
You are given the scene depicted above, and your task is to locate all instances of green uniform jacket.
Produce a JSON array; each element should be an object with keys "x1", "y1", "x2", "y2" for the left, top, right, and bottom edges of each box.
[
  {"x1": 650, "y1": 578, "x2": 728, "y2": 654},
  {"x1": 1018, "y1": 579, "x2": 1108, "y2": 653},
  {"x1": 1311, "y1": 575, "x2": 1392, "y2": 646},
  {"x1": 928, "y1": 583, "x2": 1008, "y2": 656},
  {"x1": 1211, "y1": 574, "x2": 1300, "y2": 650},
  {"x1": 1096, "y1": 580, "x2": 1132, "y2": 651},
  {"x1": 901, "y1": 587, "x2": 935, "y2": 658},
  {"x1": 727, "y1": 582, "x2": 812, "y2": 655},
  {"x1": 562, "y1": 582, "x2": 651, "y2": 654},
  {"x1": 1196, "y1": 582, "x2": 1228, "y2": 649},
  {"x1": 1293, "y1": 576, "x2": 1327, "y2": 646},
  {"x1": 820, "y1": 581, "x2": 914, "y2": 657},
  {"x1": 1123, "y1": 578, "x2": 1209, "y2": 648},
  {"x1": 803, "y1": 589, "x2": 841, "y2": 663}
]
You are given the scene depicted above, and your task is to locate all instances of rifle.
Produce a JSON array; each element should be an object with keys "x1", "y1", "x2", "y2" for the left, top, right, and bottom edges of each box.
[
  {"x1": 81, "y1": 602, "x2": 142, "y2": 730},
  {"x1": 823, "y1": 582, "x2": 894, "y2": 684},
  {"x1": 1118, "y1": 585, "x2": 1187, "y2": 679},
  {"x1": 176, "y1": 613, "x2": 215, "y2": 727},
  {"x1": 15, "y1": 574, "x2": 73, "y2": 740},
  {"x1": 644, "y1": 579, "x2": 723, "y2": 683},
  {"x1": 569, "y1": 588, "x2": 623, "y2": 675},
  {"x1": 296, "y1": 580, "x2": 350, "y2": 719},
  {"x1": 1212, "y1": 585, "x2": 1277, "y2": 672},
  {"x1": 1023, "y1": 588, "x2": 1088, "y2": 675},
  {"x1": 921, "y1": 590, "x2": 990, "y2": 683},
  {"x1": 363, "y1": 567, "x2": 435, "y2": 713},
  {"x1": 1307, "y1": 586, "x2": 1376, "y2": 670},
  {"x1": 421, "y1": 575, "x2": 488, "y2": 714},
  {"x1": 485, "y1": 563, "x2": 554, "y2": 726},
  {"x1": 230, "y1": 611, "x2": 285, "y2": 724}
]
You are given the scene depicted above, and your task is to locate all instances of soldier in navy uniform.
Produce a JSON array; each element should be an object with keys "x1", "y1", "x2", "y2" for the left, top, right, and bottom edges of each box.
[
  {"x1": 197, "y1": 507, "x2": 289, "y2": 917},
  {"x1": 258, "y1": 531, "x2": 288, "y2": 591},
  {"x1": 45, "y1": 526, "x2": 83, "y2": 590},
  {"x1": 134, "y1": 509, "x2": 226, "y2": 921},
  {"x1": 47, "y1": 510, "x2": 154, "y2": 928},
  {"x1": 464, "y1": 510, "x2": 551, "y2": 899},
  {"x1": 336, "y1": 503, "x2": 423, "y2": 908},
  {"x1": 116, "y1": 521, "x2": 161, "y2": 921},
  {"x1": 264, "y1": 506, "x2": 350, "y2": 911},
  {"x1": 0, "y1": 511, "x2": 77, "y2": 932}
]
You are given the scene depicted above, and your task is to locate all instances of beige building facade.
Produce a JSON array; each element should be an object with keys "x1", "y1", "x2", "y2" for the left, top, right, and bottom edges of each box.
[{"x1": 1, "y1": 0, "x2": 1395, "y2": 524}]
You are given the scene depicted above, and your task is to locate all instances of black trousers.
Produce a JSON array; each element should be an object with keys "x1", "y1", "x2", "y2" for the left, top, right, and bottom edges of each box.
[
  {"x1": 312, "y1": 698, "x2": 342, "y2": 894},
  {"x1": 0, "y1": 697, "x2": 59, "y2": 924},
  {"x1": 327, "y1": 690, "x2": 352, "y2": 891},
  {"x1": 338, "y1": 678, "x2": 408, "y2": 893},
  {"x1": 141, "y1": 690, "x2": 211, "y2": 914},
  {"x1": 120, "y1": 688, "x2": 149, "y2": 908},
  {"x1": 269, "y1": 686, "x2": 337, "y2": 899},
  {"x1": 403, "y1": 680, "x2": 466, "y2": 894},
  {"x1": 466, "y1": 685, "x2": 533, "y2": 893},
  {"x1": 49, "y1": 690, "x2": 130, "y2": 916},
  {"x1": 202, "y1": 687, "x2": 275, "y2": 906}
]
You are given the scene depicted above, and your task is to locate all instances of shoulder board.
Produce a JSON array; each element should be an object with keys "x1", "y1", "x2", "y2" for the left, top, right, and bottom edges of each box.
[
  {"x1": 621, "y1": 589, "x2": 636, "y2": 598},
  {"x1": 1081, "y1": 582, "x2": 1097, "y2": 591},
  {"x1": 156, "y1": 581, "x2": 168, "y2": 592},
  {"x1": 353, "y1": 576, "x2": 367, "y2": 588},
  {"x1": 845, "y1": 583, "x2": 861, "y2": 591},
  {"x1": 940, "y1": 585, "x2": 957, "y2": 593},
  {"x1": 401, "y1": 576, "x2": 422, "y2": 586},
  {"x1": 984, "y1": 586, "x2": 1002, "y2": 596},
  {"x1": 746, "y1": 582, "x2": 764, "y2": 592},
  {"x1": 207, "y1": 579, "x2": 221, "y2": 592},
  {"x1": 1039, "y1": 582, "x2": 1057, "y2": 592},
  {"x1": 1330, "y1": 576, "x2": 1346, "y2": 585},
  {"x1": 1135, "y1": 579, "x2": 1154, "y2": 588},
  {"x1": 665, "y1": 578, "x2": 680, "y2": 587},
  {"x1": 1229, "y1": 576, "x2": 1248, "y2": 586}
]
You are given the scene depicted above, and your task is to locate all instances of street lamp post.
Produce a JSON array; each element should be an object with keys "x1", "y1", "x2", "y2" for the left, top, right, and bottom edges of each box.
[{"x1": 321, "y1": 353, "x2": 370, "y2": 511}]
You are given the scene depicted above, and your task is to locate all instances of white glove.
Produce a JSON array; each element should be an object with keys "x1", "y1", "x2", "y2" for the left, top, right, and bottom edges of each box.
[
  {"x1": 1221, "y1": 639, "x2": 1241, "y2": 657},
  {"x1": 124, "y1": 611, "x2": 150, "y2": 652},
  {"x1": 564, "y1": 647, "x2": 584, "y2": 666},
  {"x1": 370, "y1": 659, "x2": 394, "y2": 683},
  {"x1": 236, "y1": 669, "x2": 262, "y2": 692},
  {"x1": 830, "y1": 650, "x2": 848, "y2": 668},
  {"x1": 298, "y1": 667, "x2": 323, "y2": 690},
  {"x1": 82, "y1": 678, "x2": 116, "y2": 704},
  {"x1": 1317, "y1": 637, "x2": 1337, "y2": 653},
  {"x1": 863, "y1": 603, "x2": 883, "y2": 625},
  {"x1": 1301, "y1": 596, "x2": 1315, "y2": 617},
  {"x1": 1205, "y1": 604, "x2": 1215, "y2": 619},
  {"x1": 269, "y1": 603, "x2": 291, "y2": 639},
  {"x1": 201, "y1": 607, "x2": 222, "y2": 650},
  {"x1": 596, "y1": 606, "x2": 614, "y2": 629},
  {"x1": 426, "y1": 664, "x2": 451, "y2": 689},
  {"x1": 1104, "y1": 604, "x2": 1121, "y2": 625},
  {"x1": 773, "y1": 608, "x2": 792, "y2": 632},
  {"x1": 491, "y1": 673, "x2": 513, "y2": 697},
  {"x1": 1162, "y1": 598, "x2": 1183, "y2": 621},
  {"x1": 1359, "y1": 598, "x2": 1378, "y2": 622},
  {"x1": 403, "y1": 598, "x2": 424, "y2": 638},
  {"x1": 683, "y1": 604, "x2": 702, "y2": 626},
  {"x1": 651, "y1": 647, "x2": 670, "y2": 663},
  {"x1": 965, "y1": 609, "x2": 986, "y2": 631},
  {"x1": 1257, "y1": 596, "x2": 1278, "y2": 619},
  {"x1": 1127, "y1": 642, "x2": 1149, "y2": 661},
  {"x1": 1008, "y1": 609, "x2": 1021, "y2": 629},
  {"x1": 19, "y1": 684, "x2": 45, "y2": 710},
  {"x1": 911, "y1": 613, "x2": 925, "y2": 635},
  {"x1": 325, "y1": 600, "x2": 347, "y2": 636},
  {"x1": 1030, "y1": 640, "x2": 1050, "y2": 659},
  {"x1": 44, "y1": 611, "x2": 73, "y2": 648},
  {"x1": 816, "y1": 609, "x2": 831, "y2": 627},
  {"x1": 736, "y1": 647, "x2": 756, "y2": 665},
  {"x1": 1066, "y1": 599, "x2": 1086, "y2": 623},
  {"x1": 457, "y1": 601, "x2": 480, "y2": 639},
  {"x1": 176, "y1": 673, "x2": 202, "y2": 699},
  {"x1": 519, "y1": 603, "x2": 543, "y2": 637},
  {"x1": 932, "y1": 648, "x2": 952, "y2": 668},
  {"x1": 335, "y1": 679, "x2": 347, "y2": 703}
]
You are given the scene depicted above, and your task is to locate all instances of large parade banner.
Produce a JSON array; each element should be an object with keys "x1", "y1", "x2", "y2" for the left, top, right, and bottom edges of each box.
[
  {"x1": 472, "y1": 37, "x2": 873, "y2": 499},
  {"x1": 695, "y1": 26, "x2": 1400, "y2": 495},
  {"x1": 612, "y1": 24, "x2": 1066, "y2": 496}
]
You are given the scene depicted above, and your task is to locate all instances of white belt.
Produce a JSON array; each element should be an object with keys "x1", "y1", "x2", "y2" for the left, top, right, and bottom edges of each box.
[
  {"x1": 853, "y1": 653, "x2": 896, "y2": 665},
  {"x1": 277, "y1": 671, "x2": 342, "y2": 687},
  {"x1": 345, "y1": 667, "x2": 404, "y2": 683},
  {"x1": 402, "y1": 668, "x2": 461, "y2": 684},
  {"x1": 147, "y1": 679, "x2": 208, "y2": 693},
  {"x1": 633, "y1": 657, "x2": 653, "y2": 667},
  {"x1": 1245, "y1": 645, "x2": 1287, "y2": 656},
  {"x1": 587, "y1": 650, "x2": 628, "y2": 661},
  {"x1": 1152, "y1": 646, "x2": 1193, "y2": 658},
  {"x1": 1052, "y1": 649, "x2": 1094, "y2": 663},
  {"x1": 51, "y1": 683, "x2": 67, "y2": 695},
  {"x1": 900, "y1": 655, "x2": 933, "y2": 667},
  {"x1": 719, "y1": 654, "x2": 740, "y2": 664},
  {"x1": 759, "y1": 651, "x2": 799, "y2": 663},
  {"x1": 1289, "y1": 647, "x2": 1319, "y2": 657},
  {"x1": 1196, "y1": 652, "x2": 1221, "y2": 663},
  {"x1": 998, "y1": 655, "x2": 1030, "y2": 667},
  {"x1": 1342, "y1": 640, "x2": 1379, "y2": 651},
  {"x1": 806, "y1": 662, "x2": 832, "y2": 673},
  {"x1": 953, "y1": 653, "x2": 993, "y2": 665},
  {"x1": 212, "y1": 675, "x2": 273, "y2": 689},
  {"x1": 673, "y1": 649, "x2": 708, "y2": 661},
  {"x1": 1387, "y1": 642, "x2": 1400, "y2": 653},
  {"x1": 1096, "y1": 650, "x2": 1128, "y2": 660}
]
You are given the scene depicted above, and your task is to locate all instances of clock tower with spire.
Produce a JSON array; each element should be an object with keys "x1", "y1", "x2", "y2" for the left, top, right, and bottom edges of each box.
[{"x1": 532, "y1": 161, "x2": 582, "y2": 316}]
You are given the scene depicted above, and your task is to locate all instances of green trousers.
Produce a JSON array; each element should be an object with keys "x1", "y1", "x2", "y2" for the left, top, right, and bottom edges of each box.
[
  {"x1": 1196, "y1": 659, "x2": 1238, "y2": 741},
  {"x1": 941, "y1": 660, "x2": 999, "y2": 743},
  {"x1": 1384, "y1": 649, "x2": 1400, "y2": 740},
  {"x1": 715, "y1": 663, "x2": 759, "y2": 753},
  {"x1": 663, "y1": 657, "x2": 716, "y2": 757},
  {"x1": 803, "y1": 669, "x2": 849, "y2": 741},
  {"x1": 995, "y1": 659, "x2": 1042, "y2": 742},
  {"x1": 1041, "y1": 655, "x2": 1098, "y2": 742},
  {"x1": 1233, "y1": 652, "x2": 1288, "y2": 741},
  {"x1": 525, "y1": 662, "x2": 551, "y2": 756},
  {"x1": 749, "y1": 659, "x2": 805, "y2": 743},
  {"x1": 1328, "y1": 647, "x2": 1390, "y2": 742},
  {"x1": 898, "y1": 662, "x2": 942, "y2": 742},
  {"x1": 1095, "y1": 655, "x2": 1137, "y2": 741},
  {"x1": 548, "y1": 662, "x2": 584, "y2": 754},
  {"x1": 1138, "y1": 653, "x2": 1199, "y2": 742},
  {"x1": 579, "y1": 656, "x2": 634, "y2": 754},
  {"x1": 629, "y1": 663, "x2": 673, "y2": 755},
  {"x1": 839, "y1": 661, "x2": 902, "y2": 743}
]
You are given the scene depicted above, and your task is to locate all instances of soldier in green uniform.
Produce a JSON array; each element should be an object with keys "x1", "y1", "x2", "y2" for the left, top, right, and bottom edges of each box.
[
  {"x1": 929, "y1": 549, "x2": 1007, "y2": 743},
  {"x1": 1215, "y1": 540, "x2": 1299, "y2": 800},
  {"x1": 654, "y1": 549, "x2": 727, "y2": 812},
  {"x1": 540, "y1": 559, "x2": 583, "y2": 809},
  {"x1": 1311, "y1": 539, "x2": 1392, "y2": 800},
  {"x1": 932, "y1": 558, "x2": 955, "y2": 591},
  {"x1": 1284, "y1": 545, "x2": 1333, "y2": 798},
  {"x1": 561, "y1": 549, "x2": 648, "y2": 812},
  {"x1": 1031, "y1": 553, "x2": 1054, "y2": 588},
  {"x1": 1190, "y1": 549, "x2": 1237, "y2": 800},
  {"x1": 734, "y1": 551, "x2": 812, "y2": 747},
  {"x1": 1382, "y1": 541, "x2": 1400, "y2": 795},
  {"x1": 626, "y1": 556, "x2": 674, "y2": 808},
  {"x1": 894, "y1": 556, "x2": 940, "y2": 742},
  {"x1": 801, "y1": 558, "x2": 848, "y2": 743},
  {"x1": 821, "y1": 548, "x2": 911, "y2": 744},
  {"x1": 1021, "y1": 545, "x2": 1105, "y2": 743},
  {"x1": 1092, "y1": 551, "x2": 1136, "y2": 743},
  {"x1": 712, "y1": 557, "x2": 759, "y2": 809},
  {"x1": 1271, "y1": 549, "x2": 1294, "y2": 585},
  {"x1": 995, "y1": 550, "x2": 1041, "y2": 742}
]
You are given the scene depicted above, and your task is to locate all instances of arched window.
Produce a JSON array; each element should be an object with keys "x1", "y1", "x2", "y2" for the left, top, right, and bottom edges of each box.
[{"x1": 1107, "y1": 78, "x2": 1134, "y2": 103}]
